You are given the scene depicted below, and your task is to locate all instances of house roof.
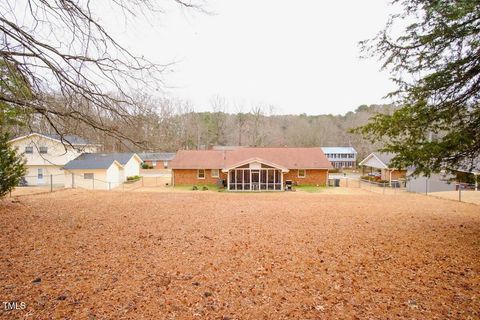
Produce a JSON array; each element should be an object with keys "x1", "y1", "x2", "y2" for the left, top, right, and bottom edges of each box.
[
  {"x1": 138, "y1": 152, "x2": 176, "y2": 161},
  {"x1": 170, "y1": 147, "x2": 333, "y2": 170},
  {"x1": 451, "y1": 158, "x2": 480, "y2": 174},
  {"x1": 321, "y1": 147, "x2": 357, "y2": 154},
  {"x1": 9, "y1": 132, "x2": 92, "y2": 145},
  {"x1": 359, "y1": 152, "x2": 396, "y2": 168},
  {"x1": 63, "y1": 153, "x2": 139, "y2": 170}
]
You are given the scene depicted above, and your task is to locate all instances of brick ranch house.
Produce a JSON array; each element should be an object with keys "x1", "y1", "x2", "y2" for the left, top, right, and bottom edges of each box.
[{"x1": 170, "y1": 147, "x2": 333, "y2": 191}]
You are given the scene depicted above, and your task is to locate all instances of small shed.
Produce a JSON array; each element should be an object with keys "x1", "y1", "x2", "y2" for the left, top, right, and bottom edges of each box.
[{"x1": 63, "y1": 153, "x2": 142, "y2": 190}]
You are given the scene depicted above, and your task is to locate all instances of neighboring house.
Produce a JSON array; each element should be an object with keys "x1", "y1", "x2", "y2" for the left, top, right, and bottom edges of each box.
[
  {"x1": 321, "y1": 147, "x2": 357, "y2": 169},
  {"x1": 170, "y1": 147, "x2": 332, "y2": 191},
  {"x1": 358, "y1": 152, "x2": 407, "y2": 184},
  {"x1": 407, "y1": 159, "x2": 480, "y2": 193},
  {"x1": 8, "y1": 133, "x2": 96, "y2": 186},
  {"x1": 138, "y1": 152, "x2": 176, "y2": 169},
  {"x1": 63, "y1": 153, "x2": 142, "y2": 190},
  {"x1": 406, "y1": 171, "x2": 456, "y2": 193}
]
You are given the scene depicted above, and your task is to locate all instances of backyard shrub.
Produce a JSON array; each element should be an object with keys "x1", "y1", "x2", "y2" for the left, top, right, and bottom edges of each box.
[
  {"x1": 202, "y1": 186, "x2": 208, "y2": 191},
  {"x1": 141, "y1": 163, "x2": 149, "y2": 169},
  {"x1": 192, "y1": 185, "x2": 198, "y2": 190},
  {"x1": 361, "y1": 175, "x2": 381, "y2": 182},
  {"x1": 127, "y1": 175, "x2": 141, "y2": 181},
  {"x1": 0, "y1": 133, "x2": 26, "y2": 198}
]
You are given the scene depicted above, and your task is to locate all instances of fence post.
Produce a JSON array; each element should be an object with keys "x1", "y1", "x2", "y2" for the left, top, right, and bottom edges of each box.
[
  {"x1": 425, "y1": 178, "x2": 428, "y2": 195},
  {"x1": 92, "y1": 178, "x2": 95, "y2": 190},
  {"x1": 50, "y1": 174, "x2": 53, "y2": 192},
  {"x1": 383, "y1": 182, "x2": 385, "y2": 194},
  {"x1": 72, "y1": 173, "x2": 75, "y2": 189},
  {"x1": 142, "y1": 177, "x2": 144, "y2": 187},
  {"x1": 109, "y1": 182, "x2": 111, "y2": 190},
  {"x1": 459, "y1": 187, "x2": 462, "y2": 202}
]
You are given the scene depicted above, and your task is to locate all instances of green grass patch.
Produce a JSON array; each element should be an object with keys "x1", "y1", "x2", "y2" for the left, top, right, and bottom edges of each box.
[
  {"x1": 174, "y1": 184, "x2": 222, "y2": 192},
  {"x1": 295, "y1": 185, "x2": 326, "y2": 193}
]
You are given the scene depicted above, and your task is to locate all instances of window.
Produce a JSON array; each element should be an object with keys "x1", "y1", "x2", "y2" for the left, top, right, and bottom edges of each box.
[
  {"x1": 84, "y1": 173, "x2": 94, "y2": 179},
  {"x1": 197, "y1": 169, "x2": 205, "y2": 179},
  {"x1": 211, "y1": 169, "x2": 219, "y2": 178},
  {"x1": 37, "y1": 168, "x2": 43, "y2": 179},
  {"x1": 39, "y1": 146, "x2": 48, "y2": 154},
  {"x1": 25, "y1": 146, "x2": 33, "y2": 154},
  {"x1": 298, "y1": 169, "x2": 306, "y2": 178},
  {"x1": 152, "y1": 161, "x2": 157, "y2": 167},
  {"x1": 163, "y1": 161, "x2": 168, "y2": 168}
]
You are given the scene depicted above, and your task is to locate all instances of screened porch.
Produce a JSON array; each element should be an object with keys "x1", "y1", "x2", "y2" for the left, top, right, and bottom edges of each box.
[{"x1": 227, "y1": 168, "x2": 283, "y2": 191}]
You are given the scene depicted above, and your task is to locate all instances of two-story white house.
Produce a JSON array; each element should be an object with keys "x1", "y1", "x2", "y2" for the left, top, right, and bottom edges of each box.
[
  {"x1": 321, "y1": 147, "x2": 357, "y2": 169},
  {"x1": 8, "y1": 133, "x2": 97, "y2": 186}
]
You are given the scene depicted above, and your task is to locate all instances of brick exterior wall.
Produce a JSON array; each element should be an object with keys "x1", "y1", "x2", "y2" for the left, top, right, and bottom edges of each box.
[
  {"x1": 144, "y1": 160, "x2": 170, "y2": 169},
  {"x1": 173, "y1": 168, "x2": 328, "y2": 187},
  {"x1": 172, "y1": 169, "x2": 227, "y2": 185},
  {"x1": 390, "y1": 169, "x2": 407, "y2": 180},
  {"x1": 283, "y1": 169, "x2": 328, "y2": 186},
  {"x1": 381, "y1": 169, "x2": 407, "y2": 181}
]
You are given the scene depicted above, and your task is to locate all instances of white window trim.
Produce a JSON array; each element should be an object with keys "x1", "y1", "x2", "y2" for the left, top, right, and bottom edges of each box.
[
  {"x1": 211, "y1": 169, "x2": 219, "y2": 178},
  {"x1": 39, "y1": 146, "x2": 48, "y2": 154},
  {"x1": 298, "y1": 169, "x2": 306, "y2": 178},
  {"x1": 197, "y1": 169, "x2": 206, "y2": 179},
  {"x1": 25, "y1": 146, "x2": 33, "y2": 154}
]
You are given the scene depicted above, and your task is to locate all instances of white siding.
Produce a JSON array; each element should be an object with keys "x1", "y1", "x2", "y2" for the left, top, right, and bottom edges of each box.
[
  {"x1": 10, "y1": 135, "x2": 96, "y2": 167},
  {"x1": 24, "y1": 165, "x2": 64, "y2": 186},
  {"x1": 106, "y1": 163, "x2": 122, "y2": 189},
  {"x1": 361, "y1": 155, "x2": 387, "y2": 170},
  {"x1": 122, "y1": 156, "x2": 141, "y2": 179},
  {"x1": 64, "y1": 163, "x2": 122, "y2": 190}
]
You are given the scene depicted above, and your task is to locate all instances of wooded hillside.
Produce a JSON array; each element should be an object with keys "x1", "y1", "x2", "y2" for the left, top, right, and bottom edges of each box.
[{"x1": 14, "y1": 100, "x2": 397, "y2": 160}]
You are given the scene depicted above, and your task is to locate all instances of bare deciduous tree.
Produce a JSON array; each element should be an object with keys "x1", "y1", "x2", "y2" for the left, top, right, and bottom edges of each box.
[{"x1": 0, "y1": 0, "x2": 202, "y2": 147}]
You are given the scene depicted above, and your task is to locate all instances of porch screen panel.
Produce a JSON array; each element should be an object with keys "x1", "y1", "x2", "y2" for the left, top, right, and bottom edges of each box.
[
  {"x1": 275, "y1": 170, "x2": 281, "y2": 190},
  {"x1": 236, "y1": 170, "x2": 243, "y2": 190},
  {"x1": 260, "y1": 170, "x2": 267, "y2": 190},
  {"x1": 244, "y1": 169, "x2": 250, "y2": 190}
]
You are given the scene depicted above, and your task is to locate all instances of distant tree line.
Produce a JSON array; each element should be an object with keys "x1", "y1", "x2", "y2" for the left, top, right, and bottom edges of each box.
[{"x1": 10, "y1": 98, "x2": 397, "y2": 160}]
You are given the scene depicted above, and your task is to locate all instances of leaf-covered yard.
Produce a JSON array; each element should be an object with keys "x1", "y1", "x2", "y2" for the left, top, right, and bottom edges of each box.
[{"x1": 1, "y1": 190, "x2": 479, "y2": 319}]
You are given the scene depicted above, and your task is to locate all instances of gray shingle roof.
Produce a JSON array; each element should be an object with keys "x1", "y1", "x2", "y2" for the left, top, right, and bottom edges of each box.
[
  {"x1": 10, "y1": 133, "x2": 92, "y2": 145},
  {"x1": 64, "y1": 153, "x2": 136, "y2": 170},
  {"x1": 372, "y1": 152, "x2": 396, "y2": 167},
  {"x1": 138, "y1": 152, "x2": 176, "y2": 161}
]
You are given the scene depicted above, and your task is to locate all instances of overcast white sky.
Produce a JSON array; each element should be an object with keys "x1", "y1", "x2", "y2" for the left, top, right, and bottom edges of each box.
[{"x1": 103, "y1": 0, "x2": 398, "y2": 115}]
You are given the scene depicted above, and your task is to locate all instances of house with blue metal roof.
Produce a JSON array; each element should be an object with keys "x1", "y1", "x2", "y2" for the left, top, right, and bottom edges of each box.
[{"x1": 320, "y1": 147, "x2": 357, "y2": 169}]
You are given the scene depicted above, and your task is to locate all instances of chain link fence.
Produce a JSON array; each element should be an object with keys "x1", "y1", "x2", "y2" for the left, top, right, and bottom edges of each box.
[
  {"x1": 12, "y1": 174, "x2": 66, "y2": 196},
  {"x1": 330, "y1": 177, "x2": 407, "y2": 195},
  {"x1": 331, "y1": 176, "x2": 479, "y2": 204}
]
